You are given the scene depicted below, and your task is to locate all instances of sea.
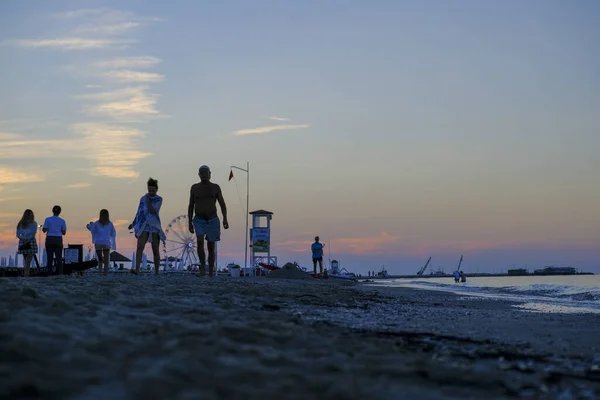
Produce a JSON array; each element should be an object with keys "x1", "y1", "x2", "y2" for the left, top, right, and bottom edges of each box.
[{"x1": 373, "y1": 275, "x2": 600, "y2": 314}]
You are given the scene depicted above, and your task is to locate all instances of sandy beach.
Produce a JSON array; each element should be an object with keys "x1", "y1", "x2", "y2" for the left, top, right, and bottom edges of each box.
[{"x1": 2, "y1": 274, "x2": 599, "y2": 400}]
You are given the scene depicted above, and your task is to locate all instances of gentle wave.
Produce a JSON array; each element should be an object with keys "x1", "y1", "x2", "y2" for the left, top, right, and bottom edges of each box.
[{"x1": 389, "y1": 279, "x2": 600, "y2": 305}]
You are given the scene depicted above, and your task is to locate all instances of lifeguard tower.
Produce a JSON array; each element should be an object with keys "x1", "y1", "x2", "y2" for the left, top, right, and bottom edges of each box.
[{"x1": 249, "y1": 209, "x2": 277, "y2": 274}]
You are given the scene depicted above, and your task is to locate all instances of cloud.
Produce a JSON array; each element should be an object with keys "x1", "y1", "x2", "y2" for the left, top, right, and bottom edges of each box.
[
  {"x1": 268, "y1": 116, "x2": 291, "y2": 122},
  {"x1": 103, "y1": 70, "x2": 164, "y2": 83},
  {"x1": 0, "y1": 124, "x2": 152, "y2": 179},
  {"x1": 9, "y1": 38, "x2": 135, "y2": 50},
  {"x1": 51, "y1": 9, "x2": 108, "y2": 19},
  {"x1": 79, "y1": 86, "x2": 162, "y2": 121},
  {"x1": 234, "y1": 124, "x2": 309, "y2": 136},
  {"x1": 0, "y1": 166, "x2": 44, "y2": 185},
  {"x1": 113, "y1": 219, "x2": 130, "y2": 228},
  {"x1": 70, "y1": 123, "x2": 151, "y2": 178},
  {"x1": 0, "y1": 132, "x2": 23, "y2": 140},
  {"x1": 95, "y1": 56, "x2": 161, "y2": 69},
  {"x1": 77, "y1": 22, "x2": 141, "y2": 35},
  {"x1": 63, "y1": 183, "x2": 92, "y2": 189}
]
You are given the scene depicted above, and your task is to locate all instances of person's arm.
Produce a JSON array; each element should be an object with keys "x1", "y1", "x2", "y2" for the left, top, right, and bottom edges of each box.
[
  {"x1": 188, "y1": 186, "x2": 195, "y2": 233},
  {"x1": 42, "y1": 219, "x2": 48, "y2": 233},
  {"x1": 110, "y1": 223, "x2": 117, "y2": 250},
  {"x1": 216, "y1": 184, "x2": 228, "y2": 229},
  {"x1": 61, "y1": 220, "x2": 67, "y2": 236}
]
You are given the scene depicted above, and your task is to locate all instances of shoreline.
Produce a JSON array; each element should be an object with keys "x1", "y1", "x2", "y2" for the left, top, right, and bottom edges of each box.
[{"x1": 2, "y1": 275, "x2": 599, "y2": 399}]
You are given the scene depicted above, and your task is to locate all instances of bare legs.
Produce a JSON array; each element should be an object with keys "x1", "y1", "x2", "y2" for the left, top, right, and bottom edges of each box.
[
  {"x1": 135, "y1": 232, "x2": 161, "y2": 274},
  {"x1": 196, "y1": 234, "x2": 206, "y2": 274},
  {"x1": 312, "y1": 258, "x2": 323, "y2": 275},
  {"x1": 207, "y1": 241, "x2": 216, "y2": 277},
  {"x1": 151, "y1": 235, "x2": 160, "y2": 274},
  {"x1": 23, "y1": 255, "x2": 32, "y2": 277},
  {"x1": 196, "y1": 235, "x2": 216, "y2": 277},
  {"x1": 95, "y1": 248, "x2": 110, "y2": 275}
]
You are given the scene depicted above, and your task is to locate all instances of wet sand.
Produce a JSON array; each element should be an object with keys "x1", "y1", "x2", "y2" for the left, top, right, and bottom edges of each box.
[{"x1": 1, "y1": 274, "x2": 599, "y2": 399}]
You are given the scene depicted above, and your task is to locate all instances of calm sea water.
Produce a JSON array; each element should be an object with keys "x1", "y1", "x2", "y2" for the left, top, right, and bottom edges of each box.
[{"x1": 371, "y1": 275, "x2": 600, "y2": 314}]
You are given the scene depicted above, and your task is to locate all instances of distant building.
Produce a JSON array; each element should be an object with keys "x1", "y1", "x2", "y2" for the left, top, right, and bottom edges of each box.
[
  {"x1": 533, "y1": 266, "x2": 577, "y2": 275},
  {"x1": 508, "y1": 268, "x2": 528, "y2": 276}
]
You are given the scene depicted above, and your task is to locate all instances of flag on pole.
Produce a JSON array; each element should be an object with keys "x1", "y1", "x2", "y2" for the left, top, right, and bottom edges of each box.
[{"x1": 228, "y1": 170, "x2": 234, "y2": 181}]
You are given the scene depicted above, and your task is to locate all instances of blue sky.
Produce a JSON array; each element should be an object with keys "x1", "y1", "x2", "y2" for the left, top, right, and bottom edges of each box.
[{"x1": 1, "y1": 0, "x2": 599, "y2": 274}]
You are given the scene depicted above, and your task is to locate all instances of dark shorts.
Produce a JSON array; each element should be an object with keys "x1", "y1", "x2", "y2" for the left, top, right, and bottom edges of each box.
[{"x1": 312, "y1": 257, "x2": 323, "y2": 262}]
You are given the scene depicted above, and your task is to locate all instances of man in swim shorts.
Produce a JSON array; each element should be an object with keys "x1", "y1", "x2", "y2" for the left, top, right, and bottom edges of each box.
[{"x1": 188, "y1": 165, "x2": 229, "y2": 277}]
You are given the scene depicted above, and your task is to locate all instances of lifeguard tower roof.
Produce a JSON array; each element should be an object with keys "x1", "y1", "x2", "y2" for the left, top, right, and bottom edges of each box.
[{"x1": 249, "y1": 209, "x2": 273, "y2": 215}]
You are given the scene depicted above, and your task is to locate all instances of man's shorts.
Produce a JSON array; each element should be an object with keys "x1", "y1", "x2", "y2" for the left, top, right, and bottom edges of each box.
[
  {"x1": 312, "y1": 257, "x2": 323, "y2": 262},
  {"x1": 192, "y1": 216, "x2": 221, "y2": 242}
]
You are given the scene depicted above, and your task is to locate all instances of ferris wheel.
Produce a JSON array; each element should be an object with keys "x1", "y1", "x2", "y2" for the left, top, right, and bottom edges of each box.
[{"x1": 163, "y1": 215, "x2": 201, "y2": 272}]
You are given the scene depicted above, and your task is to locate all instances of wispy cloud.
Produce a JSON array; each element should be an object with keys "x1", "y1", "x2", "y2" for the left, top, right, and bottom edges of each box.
[
  {"x1": 70, "y1": 123, "x2": 151, "y2": 178},
  {"x1": 95, "y1": 56, "x2": 161, "y2": 69},
  {"x1": 0, "y1": 132, "x2": 22, "y2": 140},
  {"x1": 103, "y1": 70, "x2": 164, "y2": 83},
  {"x1": 63, "y1": 182, "x2": 92, "y2": 189},
  {"x1": 0, "y1": 124, "x2": 151, "y2": 179},
  {"x1": 9, "y1": 38, "x2": 135, "y2": 50},
  {"x1": 77, "y1": 22, "x2": 141, "y2": 35},
  {"x1": 79, "y1": 86, "x2": 162, "y2": 121},
  {"x1": 234, "y1": 124, "x2": 309, "y2": 136},
  {"x1": 268, "y1": 116, "x2": 291, "y2": 122},
  {"x1": 51, "y1": 9, "x2": 107, "y2": 19},
  {"x1": 1, "y1": 7, "x2": 164, "y2": 181},
  {"x1": 0, "y1": 166, "x2": 44, "y2": 185}
]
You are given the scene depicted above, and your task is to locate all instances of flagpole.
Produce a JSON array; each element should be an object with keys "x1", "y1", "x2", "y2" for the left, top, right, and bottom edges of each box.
[{"x1": 230, "y1": 162, "x2": 250, "y2": 271}]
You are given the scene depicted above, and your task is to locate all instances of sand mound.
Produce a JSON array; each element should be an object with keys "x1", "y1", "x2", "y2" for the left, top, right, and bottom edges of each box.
[{"x1": 266, "y1": 262, "x2": 313, "y2": 280}]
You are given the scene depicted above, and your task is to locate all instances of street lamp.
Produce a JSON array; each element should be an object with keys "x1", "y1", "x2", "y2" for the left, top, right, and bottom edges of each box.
[{"x1": 229, "y1": 162, "x2": 249, "y2": 270}]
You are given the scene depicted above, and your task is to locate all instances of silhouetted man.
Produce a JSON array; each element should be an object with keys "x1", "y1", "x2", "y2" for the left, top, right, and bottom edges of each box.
[
  {"x1": 42, "y1": 205, "x2": 67, "y2": 275},
  {"x1": 188, "y1": 165, "x2": 229, "y2": 277},
  {"x1": 311, "y1": 236, "x2": 324, "y2": 275}
]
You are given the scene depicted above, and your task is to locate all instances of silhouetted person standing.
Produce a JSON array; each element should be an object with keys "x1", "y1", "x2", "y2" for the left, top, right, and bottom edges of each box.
[
  {"x1": 128, "y1": 178, "x2": 165, "y2": 275},
  {"x1": 188, "y1": 165, "x2": 229, "y2": 277},
  {"x1": 16, "y1": 209, "x2": 38, "y2": 277},
  {"x1": 42, "y1": 205, "x2": 66, "y2": 275},
  {"x1": 311, "y1": 236, "x2": 325, "y2": 275}
]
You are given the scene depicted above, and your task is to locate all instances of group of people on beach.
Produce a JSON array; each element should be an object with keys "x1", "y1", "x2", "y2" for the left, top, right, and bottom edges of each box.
[{"x1": 15, "y1": 165, "x2": 229, "y2": 277}]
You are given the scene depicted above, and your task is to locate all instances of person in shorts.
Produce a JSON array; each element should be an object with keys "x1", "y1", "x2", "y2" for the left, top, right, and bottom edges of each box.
[
  {"x1": 16, "y1": 209, "x2": 38, "y2": 277},
  {"x1": 87, "y1": 209, "x2": 117, "y2": 276},
  {"x1": 188, "y1": 165, "x2": 229, "y2": 277}
]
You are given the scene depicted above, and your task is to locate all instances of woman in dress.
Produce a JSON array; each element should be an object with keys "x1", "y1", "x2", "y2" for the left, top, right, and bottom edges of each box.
[
  {"x1": 16, "y1": 209, "x2": 38, "y2": 277},
  {"x1": 128, "y1": 177, "x2": 165, "y2": 275},
  {"x1": 86, "y1": 209, "x2": 117, "y2": 276}
]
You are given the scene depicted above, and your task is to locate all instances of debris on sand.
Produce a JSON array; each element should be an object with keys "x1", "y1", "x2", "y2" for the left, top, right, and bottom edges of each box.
[{"x1": 266, "y1": 262, "x2": 313, "y2": 280}]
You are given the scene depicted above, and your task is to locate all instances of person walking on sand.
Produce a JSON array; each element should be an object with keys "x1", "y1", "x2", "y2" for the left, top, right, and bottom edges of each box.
[
  {"x1": 87, "y1": 209, "x2": 117, "y2": 276},
  {"x1": 188, "y1": 165, "x2": 229, "y2": 278},
  {"x1": 128, "y1": 178, "x2": 166, "y2": 275},
  {"x1": 311, "y1": 236, "x2": 325, "y2": 275},
  {"x1": 42, "y1": 205, "x2": 66, "y2": 275},
  {"x1": 16, "y1": 209, "x2": 38, "y2": 277}
]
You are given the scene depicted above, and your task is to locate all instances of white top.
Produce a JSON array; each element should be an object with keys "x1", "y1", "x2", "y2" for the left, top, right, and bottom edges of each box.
[
  {"x1": 16, "y1": 221, "x2": 38, "y2": 240},
  {"x1": 86, "y1": 221, "x2": 117, "y2": 250},
  {"x1": 43, "y1": 216, "x2": 67, "y2": 237}
]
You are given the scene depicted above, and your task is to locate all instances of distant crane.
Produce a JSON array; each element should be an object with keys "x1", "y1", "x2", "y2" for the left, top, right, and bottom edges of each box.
[
  {"x1": 417, "y1": 256, "x2": 432, "y2": 276},
  {"x1": 455, "y1": 255, "x2": 464, "y2": 272}
]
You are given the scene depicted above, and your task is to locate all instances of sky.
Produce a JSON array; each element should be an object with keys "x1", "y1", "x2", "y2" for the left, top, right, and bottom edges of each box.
[{"x1": 1, "y1": 0, "x2": 599, "y2": 275}]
